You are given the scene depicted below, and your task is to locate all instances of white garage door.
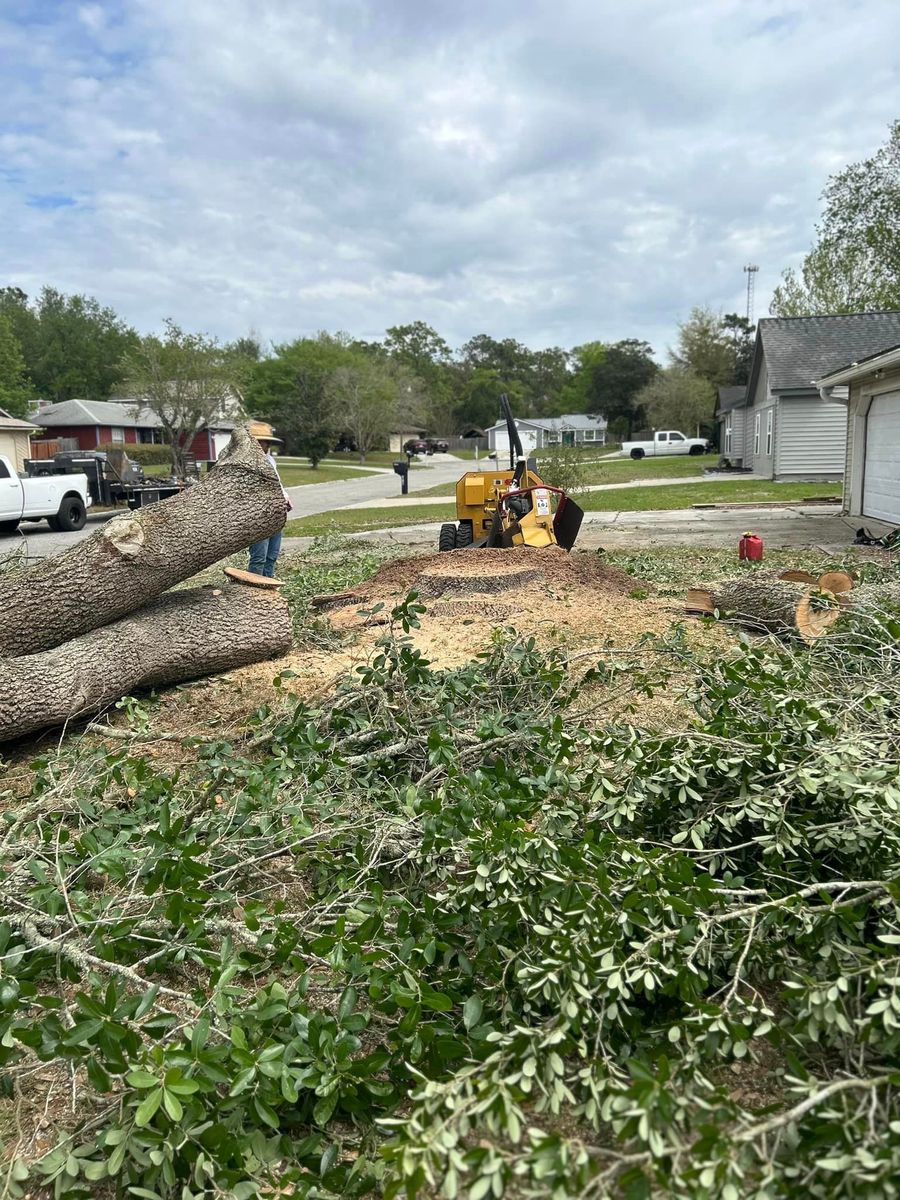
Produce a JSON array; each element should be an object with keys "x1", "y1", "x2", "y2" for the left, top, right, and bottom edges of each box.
[{"x1": 864, "y1": 392, "x2": 900, "y2": 524}]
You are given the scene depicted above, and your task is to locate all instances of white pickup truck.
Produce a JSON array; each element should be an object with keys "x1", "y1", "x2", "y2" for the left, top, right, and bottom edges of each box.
[
  {"x1": 620, "y1": 430, "x2": 709, "y2": 460},
  {"x1": 0, "y1": 455, "x2": 92, "y2": 534}
]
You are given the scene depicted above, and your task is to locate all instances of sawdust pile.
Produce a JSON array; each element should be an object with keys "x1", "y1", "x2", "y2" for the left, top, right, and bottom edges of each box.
[{"x1": 317, "y1": 545, "x2": 713, "y2": 670}]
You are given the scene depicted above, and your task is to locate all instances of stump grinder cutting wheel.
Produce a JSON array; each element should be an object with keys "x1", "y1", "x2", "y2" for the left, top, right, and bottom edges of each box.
[{"x1": 438, "y1": 395, "x2": 584, "y2": 552}]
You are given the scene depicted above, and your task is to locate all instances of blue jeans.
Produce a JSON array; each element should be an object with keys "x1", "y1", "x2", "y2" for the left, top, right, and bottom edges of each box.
[{"x1": 248, "y1": 530, "x2": 283, "y2": 577}]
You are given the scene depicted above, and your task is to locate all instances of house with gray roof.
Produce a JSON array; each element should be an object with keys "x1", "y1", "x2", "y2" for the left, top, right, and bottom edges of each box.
[
  {"x1": 33, "y1": 396, "x2": 239, "y2": 463},
  {"x1": 486, "y1": 412, "x2": 607, "y2": 460},
  {"x1": 718, "y1": 312, "x2": 900, "y2": 480}
]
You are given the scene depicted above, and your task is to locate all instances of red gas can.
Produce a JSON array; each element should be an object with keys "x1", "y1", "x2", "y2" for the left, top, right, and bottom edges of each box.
[{"x1": 739, "y1": 531, "x2": 764, "y2": 562}]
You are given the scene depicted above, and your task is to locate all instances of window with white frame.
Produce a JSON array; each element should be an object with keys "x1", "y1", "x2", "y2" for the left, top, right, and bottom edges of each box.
[
  {"x1": 754, "y1": 412, "x2": 761, "y2": 456},
  {"x1": 583, "y1": 429, "x2": 597, "y2": 441},
  {"x1": 724, "y1": 414, "x2": 732, "y2": 454},
  {"x1": 111, "y1": 427, "x2": 125, "y2": 443},
  {"x1": 766, "y1": 408, "x2": 773, "y2": 456}
]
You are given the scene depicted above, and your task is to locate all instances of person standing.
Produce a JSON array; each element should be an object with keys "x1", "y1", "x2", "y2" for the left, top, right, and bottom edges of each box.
[{"x1": 248, "y1": 426, "x2": 292, "y2": 578}]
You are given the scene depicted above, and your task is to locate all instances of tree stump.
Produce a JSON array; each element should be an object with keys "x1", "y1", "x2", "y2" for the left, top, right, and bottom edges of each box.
[
  {"x1": 0, "y1": 427, "x2": 286, "y2": 658},
  {"x1": 0, "y1": 586, "x2": 293, "y2": 742}
]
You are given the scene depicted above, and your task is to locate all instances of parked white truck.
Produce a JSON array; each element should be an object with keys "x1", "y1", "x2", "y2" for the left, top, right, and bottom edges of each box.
[
  {"x1": 0, "y1": 454, "x2": 91, "y2": 534},
  {"x1": 620, "y1": 430, "x2": 709, "y2": 460}
]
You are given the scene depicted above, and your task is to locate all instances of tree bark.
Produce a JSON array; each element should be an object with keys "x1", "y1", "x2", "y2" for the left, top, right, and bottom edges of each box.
[
  {"x1": 0, "y1": 586, "x2": 293, "y2": 742},
  {"x1": 712, "y1": 578, "x2": 842, "y2": 642},
  {"x1": 0, "y1": 427, "x2": 286, "y2": 657}
]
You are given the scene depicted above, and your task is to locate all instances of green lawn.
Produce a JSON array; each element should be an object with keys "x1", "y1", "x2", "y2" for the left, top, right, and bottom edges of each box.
[
  {"x1": 416, "y1": 452, "x2": 724, "y2": 496},
  {"x1": 277, "y1": 463, "x2": 373, "y2": 486},
  {"x1": 285, "y1": 503, "x2": 456, "y2": 538},
  {"x1": 283, "y1": 479, "x2": 842, "y2": 538},
  {"x1": 579, "y1": 479, "x2": 841, "y2": 512},
  {"x1": 574, "y1": 452, "x2": 721, "y2": 484}
]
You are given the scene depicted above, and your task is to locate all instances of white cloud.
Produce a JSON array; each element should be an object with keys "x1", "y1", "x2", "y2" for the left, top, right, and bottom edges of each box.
[{"x1": 1, "y1": 0, "x2": 899, "y2": 356}]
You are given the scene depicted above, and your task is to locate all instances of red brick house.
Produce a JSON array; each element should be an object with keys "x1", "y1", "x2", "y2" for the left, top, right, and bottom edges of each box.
[{"x1": 32, "y1": 398, "x2": 237, "y2": 462}]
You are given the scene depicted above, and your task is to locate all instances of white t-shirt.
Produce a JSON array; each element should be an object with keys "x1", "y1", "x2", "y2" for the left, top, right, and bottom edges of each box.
[{"x1": 265, "y1": 451, "x2": 289, "y2": 500}]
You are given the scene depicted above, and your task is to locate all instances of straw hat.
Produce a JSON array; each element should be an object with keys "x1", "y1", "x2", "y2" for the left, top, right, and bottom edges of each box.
[{"x1": 247, "y1": 419, "x2": 283, "y2": 445}]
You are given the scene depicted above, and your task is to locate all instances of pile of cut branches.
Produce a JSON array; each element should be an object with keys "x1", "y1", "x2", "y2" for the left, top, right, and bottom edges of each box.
[{"x1": 1, "y1": 578, "x2": 900, "y2": 1199}]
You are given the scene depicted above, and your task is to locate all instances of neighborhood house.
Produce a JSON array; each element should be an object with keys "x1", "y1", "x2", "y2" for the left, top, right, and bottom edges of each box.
[
  {"x1": 0, "y1": 407, "x2": 39, "y2": 472},
  {"x1": 31, "y1": 398, "x2": 238, "y2": 463},
  {"x1": 818, "y1": 342, "x2": 900, "y2": 532},
  {"x1": 715, "y1": 311, "x2": 900, "y2": 480},
  {"x1": 486, "y1": 413, "x2": 607, "y2": 458}
]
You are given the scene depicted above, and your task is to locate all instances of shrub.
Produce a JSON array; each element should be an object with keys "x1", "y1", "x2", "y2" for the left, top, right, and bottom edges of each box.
[{"x1": 98, "y1": 442, "x2": 173, "y2": 465}]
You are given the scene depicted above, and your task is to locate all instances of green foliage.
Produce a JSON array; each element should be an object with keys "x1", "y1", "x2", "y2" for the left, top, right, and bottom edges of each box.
[
  {"x1": 0, "y1": 285, "x2": 138, "y2": 403},
  {"x1": 3, "y1": 562, "x2": 900, "y2": 1197},
  {"x1": 583, "y1": 339, "x2": 658, "y2": 438},
  {"x1": 97, "y1": 442, "x2": 173, "y2": 465},
  {"x1": 0, "y1": 313, "x2": 34, "y2": 418},
  {"x1": 326, "y1": 359, "x2": 420, "y2": 463},
  {"x1": 771, "y1": 120, "x2": 900, "y2": 315},
  {"x1": 634, "y1": 364, "x2": 716, "y2": 435},
  {"x1": 244, "y1": 333, "x2": 352, "y2": 457},
  {"x1": 122, "y1": 320, "x2": 239, "y2": 475},
  {"x1": 672, "y1": 307, "x2": 754, "y2": 391},
  {"x1": 535, "y1": 442, "x2": 589, "y2": 495}
]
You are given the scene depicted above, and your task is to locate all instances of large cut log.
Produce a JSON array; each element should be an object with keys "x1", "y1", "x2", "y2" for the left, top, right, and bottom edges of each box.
[
  {"x1": 712, "y1": 578, "x2": 842, "y2": 642},
  {"x1": 0, "y1": 585, "x2": 293, "y2": 742},
  {"x1": 0, "y1": 427, "x2": 286, "y2": 658}
]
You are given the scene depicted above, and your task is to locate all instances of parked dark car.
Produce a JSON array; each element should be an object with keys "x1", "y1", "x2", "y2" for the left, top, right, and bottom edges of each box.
[
  {"x1": 427, "y1": 439, "x2": 449, "y2": 453},
  {"x1": 403, "y1": 438, "x2": 429, "y2": 454},
  {"x1": 334, "y1": 435, "x2": 358, "y2": 452}
]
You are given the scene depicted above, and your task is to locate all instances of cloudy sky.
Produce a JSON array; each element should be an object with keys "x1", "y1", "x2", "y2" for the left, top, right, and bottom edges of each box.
[{"x1": 2, "y1": 0, "x2": 898, "y2": 358}]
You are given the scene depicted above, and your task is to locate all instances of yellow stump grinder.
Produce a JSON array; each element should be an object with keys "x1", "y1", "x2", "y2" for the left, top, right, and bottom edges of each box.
[{"x1": 439, "y1": 395, "x2": 585, "y2": 552}]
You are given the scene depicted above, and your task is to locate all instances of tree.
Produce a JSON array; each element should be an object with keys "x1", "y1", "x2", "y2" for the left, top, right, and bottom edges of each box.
[
  {"x1": 384, "y1": 321, "x2": 451, "y2": 375},
  {"x1": 384, "y1": 322, "x2": 454, "y2": 434},
  {"x1": 326, "y1": 360, "x2": 413, "y2": 463},
  {"x1": 560, "y1": 342, "x2": 606, "y2": 414},
  {"x1": 672, "y1": 307, "x2": 738, "y2": 388},
  {"x1": 243, "y1": 333, "x2": 355, "y2": 464},
  {"x1": 771, "y1": 121, "x2": 900, "y2": 315},
  {"x1": 635, "y1": 366, "x2": 716, "y2": 436},
  {"x1": 0, "y1": 313, "x2": 34, "y2": 417},
  {"x1": 123, "y1": 320, "x2": 240, "y2": 476},
  {"x1": 457, "y1": 334, "x2": 568, "y2": 416},
  {"x1": 587, "y1": 339, "x2": 658, "y2": 438},
  {"x1": 720, "y1": 313, "x2": 755, "y2": 386},
  {"x1": 455, "y1": 369, "x2": 525, "y2": 437},
  {"x1": 23, "y1": 287, "x2": 137, "y2": 401}
]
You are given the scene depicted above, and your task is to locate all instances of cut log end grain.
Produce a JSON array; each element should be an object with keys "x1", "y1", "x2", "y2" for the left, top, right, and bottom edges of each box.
[
  {"x1": 224, "y1": 567, "x2": 285, "y2": 589},
  {"x1": 0, "y1": 586, "x2": 293, "y2": 743},
  {"x1": 817, "y1": 570, "x2": 854, "y2": 597}
]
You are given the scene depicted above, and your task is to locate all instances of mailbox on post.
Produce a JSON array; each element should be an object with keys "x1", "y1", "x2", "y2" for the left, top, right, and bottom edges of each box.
[{"x1": 392, "y1": 458, "x2": 409, "y2": 495}]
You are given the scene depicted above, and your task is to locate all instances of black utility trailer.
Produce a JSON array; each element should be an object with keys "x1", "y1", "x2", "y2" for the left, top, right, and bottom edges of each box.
[{"x1": 24, "y1": 451, "x2": 184, "y2": 510}]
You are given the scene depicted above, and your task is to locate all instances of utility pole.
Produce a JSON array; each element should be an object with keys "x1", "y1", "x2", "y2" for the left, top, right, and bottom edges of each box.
[{"x1": 743, "y1": 264, "x2": 759, "y2": 323}]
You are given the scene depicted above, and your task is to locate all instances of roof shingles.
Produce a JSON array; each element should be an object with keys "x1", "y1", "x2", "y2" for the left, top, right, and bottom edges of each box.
[{"x1": 758, "y1": 312, "x2": 900, "y2": 392}]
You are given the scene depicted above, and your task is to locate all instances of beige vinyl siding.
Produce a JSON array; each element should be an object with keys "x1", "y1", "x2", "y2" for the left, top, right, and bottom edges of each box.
[
  {"x1": 0, "y1": 430, "x2": 32, "y2": 472},
  {"x1": 774, "y1": 397, "x2": 847, "y2": 479}
]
